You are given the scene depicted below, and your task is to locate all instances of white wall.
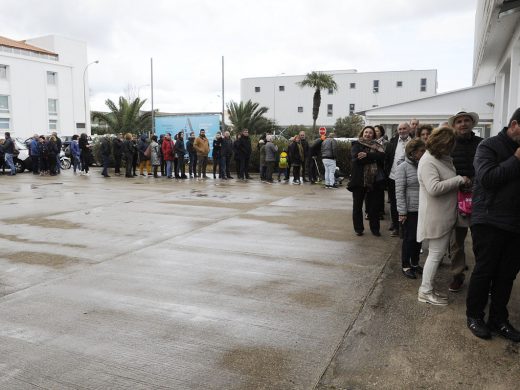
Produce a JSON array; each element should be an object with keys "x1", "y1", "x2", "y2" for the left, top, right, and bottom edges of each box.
[
  {"x1": 0, "y1": 35, "x2": 88, "y2": 140},
  {"x1": 241, "y1": 70, "x2": 437, "y2": 127}
]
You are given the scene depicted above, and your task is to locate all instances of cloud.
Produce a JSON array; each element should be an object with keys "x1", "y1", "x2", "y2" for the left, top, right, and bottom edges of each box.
[{"x1": 0, "y1": 0, "x2": 477, "y2": 114}]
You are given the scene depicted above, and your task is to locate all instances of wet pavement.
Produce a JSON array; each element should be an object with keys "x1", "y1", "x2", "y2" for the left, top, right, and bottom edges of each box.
[
  {"x1": 1, "y1": 170, "x2": 518, "y2": 389},
  {"x1": 0, "y1": 169, "x2": 393, "y2": 389}
]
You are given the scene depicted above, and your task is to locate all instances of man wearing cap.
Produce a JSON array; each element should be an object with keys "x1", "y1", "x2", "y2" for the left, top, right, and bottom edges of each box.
[
  {"x1": 448, "y1": 111, "x2": 482, "y2": 293},
  {"x1": 465, "y1": 107, "x2": 520, "y2": 341}
]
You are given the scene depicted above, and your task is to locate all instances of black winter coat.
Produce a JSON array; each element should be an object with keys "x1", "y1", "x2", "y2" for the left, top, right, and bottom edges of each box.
[
  {"x1": 471, "y1": 127, "x2": 520, "y2": 233},
  {"x1": 384, "y1": 136, "x2": 399, "y2": 177},
  {"x1": 221, "y1": 138, "x2": 233, "y2": 157},
  {"x1": 112, "y1": 138, "x2": 123, "y2": 157},
  {"x1": 451, "y1": 132, "x2": 482, "y2": 178},
  {"x1": 236, "y1": 136, "x2": 252, "y2": 158},
  {"x1": 349, "y1": 140, "x2": 385, "y2": 190},
  {"x1": 288, "y1": 142, "x2": 304, "y2": 165},
  {"x1": 300, "y1": 139, "x2": 309, "y2": 160}
]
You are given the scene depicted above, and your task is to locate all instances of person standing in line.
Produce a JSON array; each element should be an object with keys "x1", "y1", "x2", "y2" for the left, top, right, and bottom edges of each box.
[
  {"x1": 410, "y1": 118, "x2": 420, "y2": 138},
  {"x1": 396, "y1": 139, "x2": 426, "y2": 278},
  {"x1": 131, "y1": 135, "x2": 138, "y2": 176},
  {"x1": 70, "y1": 134, "x2": 81, "y2": 174},
  {"x1": 194, "y1": 129, "x2": 210, "y2": 179},
  {"x1": 186, "y1": 132, "x2": 197, "y2": 178},
  {"x1": 2, "y1": 132, "x2": 16, "y2": 175},
  {"x1": 233, "y1": 134, "x2": 241, "y2": 178},
  {"x1": 137, "y1": 134, "x2": 151, "y2": 176},
  {"x1": 384, "y1": 122, "x2": 412, "y2": 237},
  {"x1": 237, "y1": 129, "x2": 252, "y2": 180},
  {"x1": 447, "y1": 111, "x2": 483, "y2": 293},
  {"x1": 221, "y1": 131, "x2": 233, "y2": 179},
  {"x1": 466, "y1": 108, "x2": 520, "y2": 342},
  {"x1": 264, "y1": 134, "x2": 278, "y2": 183},
  {"x1": 30, "y1": 134, "x2": 40, "y2": 175},
  {"x1": 158, "y1": 134, "x2": 166, "y2": 177},
  {"x1": 52, "y1": 132, "x2": 62, "y2": 174},
  {"x1": 417, "y1": 127, "x2": 469, "y2": 306},
  {"x1": 100, "y1": 135, "x2": 111, "y2": 177},
  {"x1": 161, "y1": 133, "x2": 175, "y2": 178},
  {"x1": 175, "y1": 131, "x2": 187, "y2": 179},
  {"x1": 150, "y1": 135, "x2": 161, "y2": 178},
  {"x1": 123, "y1": 133, "x2": 134, "y2": 178},
  {"x1": 308, "y1": 136, "x2": 323, "y2": 184},
  {"x1": 47, "y1": 135, "x2": 59, "y2": 176},
  {"x1": 348, "y1": 126, "x2": 385, "y2": 236},
  {"x1": 38, "y1": 135, "x2": 49, "y2": 175},
  {"x1": 299, "y1": 131, "x2": 310, "y2": 182},
  {"x1": 258, "y1": 140, "x2": 266, "y2": 181},
  {"x1": 79, "y1": 133, "x2": 91, "y2": 175},
  {"x1": 112, "y1": 133, "x2": 123, "y2": 176},
  {"x1": 212, "y1": 132, "x2": 223, "y2": 179},
  {"x1": 288, "y1": 134, "x2": 304, "y2": 184},
  {"x1": 321, "y1": 132, "x2": 338, "y2": 188}
]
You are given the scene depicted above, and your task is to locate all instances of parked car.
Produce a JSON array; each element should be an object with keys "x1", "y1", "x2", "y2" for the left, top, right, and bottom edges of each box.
[{"x1": 13, "y1": 138, "x2": 32, "y2": 173}]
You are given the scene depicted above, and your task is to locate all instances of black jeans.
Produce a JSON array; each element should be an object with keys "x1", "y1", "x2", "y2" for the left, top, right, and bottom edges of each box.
[
  {"x1": 239, "y1": 156, "x2": 250, "y2": 179},
  {"x1": 387, "y1": 179, "x2": 399, "y2": 231},
  {"x1": 466, "y1": 224, "x2": 520, "y2": 322},
  {"x1": 401, "y1": 212, "x2": 421, "y2": 268},
  {"x1": 189, "y1": 152, "x2": 197, "y2": 176},
  {"x1": 31, "y1": 155, "x2": 40, "y2": 174},
  {"x1": 352, "y1": 187, "x2": 382, "y2": 233},
  {"x1": 125, "y1": 155, "x2": 133, "y2": 177},
  {"x1": 176, "y1": 155, "x2": 185, "y2": 177},
  {"x1": 212, "y1": 154, "x2": 220, "y2": 177},
  {"x1": 293, "y1": 165, "x2": 301, "y2": 182},
  {"x1": 114, "y1": 154, "x2": 122, "y2": 174}
]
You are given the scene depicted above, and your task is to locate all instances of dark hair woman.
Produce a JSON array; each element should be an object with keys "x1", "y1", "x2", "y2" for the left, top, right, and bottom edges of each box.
[{"x1": 348, "y1": 126, "x2": 386, "y2": 236}]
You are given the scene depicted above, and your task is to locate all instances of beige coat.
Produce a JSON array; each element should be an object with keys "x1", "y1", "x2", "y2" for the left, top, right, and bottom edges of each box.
[
  {"x1": 417, "y1": 150, "x2": 464, "y2": 241},
  {"x1": 194, "y1": 136, "x2": 210, "y2": 156}
]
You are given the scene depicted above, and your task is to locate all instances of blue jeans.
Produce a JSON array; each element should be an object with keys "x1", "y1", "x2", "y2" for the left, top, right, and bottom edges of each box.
[
  {"x1": 5, "y1": 153, "x2": 16, "y2": 175},
  {"x1": 102, "y1": 155, "x2": 110, "y2": 176},
  {"x1": 322, "y1": 158, "x2": 336, "y2": 186},
  {"x1": 166, "y1": 160, "x2": 173, "y2": 178},
  {"x1": 72, "y1": 155, "x2": 80, "y2": 172},
  {"x1": 56, "y1": 154, "x2": 61, "y2": 173}
]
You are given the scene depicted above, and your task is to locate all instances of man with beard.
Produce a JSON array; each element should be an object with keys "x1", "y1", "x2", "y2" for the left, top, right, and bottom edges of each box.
[
  {"x1": 448, "y1": 111, "x2": 483, "y2": 293},
  {"x1": 194, "y1": 129, "x2": 210, "y2": 179},
  {"x1": 299, "y1": 130, "x2": 310, "y2": 182}
]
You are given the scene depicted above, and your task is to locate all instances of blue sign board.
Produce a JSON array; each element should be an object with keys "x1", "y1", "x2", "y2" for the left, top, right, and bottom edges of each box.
[{"x1": 155, "y1": 113, "x2": 221, "y2": 157}]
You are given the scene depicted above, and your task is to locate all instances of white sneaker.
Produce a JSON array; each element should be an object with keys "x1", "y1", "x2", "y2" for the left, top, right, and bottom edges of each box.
[{"x1": 418, "y1": 291, "x2": 448, "y2": 306}]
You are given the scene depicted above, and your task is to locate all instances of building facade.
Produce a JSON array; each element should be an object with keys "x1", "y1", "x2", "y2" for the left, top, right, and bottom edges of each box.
[
  {"x1": 0, "y1": 35, "x2": 90, "y2": 140},
  {"x1": 240, "y1": 69, "x2": 437, "y2": 127},
  {"x1": 474, "y1": 0, "x2": 520, "y2": 135}
]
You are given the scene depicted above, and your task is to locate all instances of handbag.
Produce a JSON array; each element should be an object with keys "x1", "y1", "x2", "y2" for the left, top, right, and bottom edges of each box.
[
  {"x1": 144, "y1": 145, "x2": 151, "y2": 158},
  {"x1": 457, "y1": 190, "x2": 472, "y2": 216}
]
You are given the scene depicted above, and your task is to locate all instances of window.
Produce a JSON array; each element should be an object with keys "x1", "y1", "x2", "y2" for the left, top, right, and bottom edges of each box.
[
  {"x1": 0, "y1": 65, "x2": 7, "y2": 79},
  {"x1": 254, "y1": 86, "x2": 261, "y2": 92},
  {"x1": 373, "y1": 80, "x2": 379, "y2": 93},
  {"x1": 328, "y1": 88, "x2": 334, "y2": 95},
  {"x1": 47, "y1": 71, "x2": 57, "y2": 85},
  {"x1": 297, "y1": 106, "x2": 303, "y2": 113},
  {"x1": 278, "y1": 85, "x2": 285, "y2": 92},
  {"x1": 420, "y1": 78, "x2": 427, "y2": 92},
  {"x1": 49, "y1": 119, "x2": 58, "y2": 131},
  {"x1": 327, "y1": 104, "x2": 333, "y2": 117},
  {"x1": 48, "y1": 98, "x2": 58, "y2": 114},
  {"x1": 396, "y1": 81, "x2": 403, "y2": 87},
  {"x1": 0, "y1": 95, "x2": 9, "y2": 113},
  {"x1": 349, "y1": 104, "x2": 355, "y2": 115},
  {"x1": 0, "y1": 118, "x2": 9, "y2": 129},
  {"x1": 349, "y1": 82, "x2": 356, "y2": 89}
]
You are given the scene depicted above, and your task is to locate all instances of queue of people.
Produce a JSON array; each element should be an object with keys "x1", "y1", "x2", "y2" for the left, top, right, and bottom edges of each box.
[{"x1": 348, "y1": 108, "x2": 520, "y2": 343}]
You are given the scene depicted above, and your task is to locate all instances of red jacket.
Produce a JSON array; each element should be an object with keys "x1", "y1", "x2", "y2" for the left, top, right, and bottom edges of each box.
[{"x1": 161, "y1": 139, "x2": 175, "y2": 161}]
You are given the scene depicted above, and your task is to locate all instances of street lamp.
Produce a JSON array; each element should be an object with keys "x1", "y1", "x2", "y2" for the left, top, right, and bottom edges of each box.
[{"x1": 83, "y1": 60, "x2": 99, "y2": 133}]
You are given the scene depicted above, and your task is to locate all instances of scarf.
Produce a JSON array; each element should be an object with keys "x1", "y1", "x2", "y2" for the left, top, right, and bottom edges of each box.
[{"x1": 357, "y1": 138, "x2": 384, "y2": 189}]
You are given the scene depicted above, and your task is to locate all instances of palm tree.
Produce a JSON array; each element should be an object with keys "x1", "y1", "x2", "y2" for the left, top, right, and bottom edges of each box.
[
  {"x1": 92, "y1": 96, "x2": 152, "y2": 135},
  {"x1": 297, "y1": 71, "x2": 338, "y2": 132},
  {"x1": 227, "y1": 100, "x2": 275, "y2": 134}
]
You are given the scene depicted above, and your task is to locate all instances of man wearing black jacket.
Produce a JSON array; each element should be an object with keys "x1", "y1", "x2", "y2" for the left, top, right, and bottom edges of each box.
[
  {"x1": 448, "y1": 111, "x2": 483, "y2": 292},
  {"x1": 299, "y1": 131, "x2": 310, "y2": 182},
  {"x1": 237, "y1": 129, "x2": 252, "y2": 180},
  {"x1": 466, "y1": 107, "x2": 520, "y2": 342},
  {"x1": 112, "y1": 133, "x2": 123, "y2": 176},
  {"x1": 384, "y1": 123, "x2": 412, "y2": 237}
]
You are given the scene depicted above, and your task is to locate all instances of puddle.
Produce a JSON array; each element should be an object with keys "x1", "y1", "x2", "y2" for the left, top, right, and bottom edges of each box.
[{"x1": 2, "y1": 251, "x2": 81, "y2": 269}]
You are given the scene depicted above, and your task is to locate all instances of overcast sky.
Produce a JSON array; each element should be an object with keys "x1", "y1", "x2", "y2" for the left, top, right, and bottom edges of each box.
[{"x1": 1, "y1": 0, "x2": 477, "y2": 114}]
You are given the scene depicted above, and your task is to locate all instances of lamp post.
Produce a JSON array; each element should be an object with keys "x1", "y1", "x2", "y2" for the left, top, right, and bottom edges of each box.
[{"x1": 83, "y1": 60, "x2": 99, "y2": 133}]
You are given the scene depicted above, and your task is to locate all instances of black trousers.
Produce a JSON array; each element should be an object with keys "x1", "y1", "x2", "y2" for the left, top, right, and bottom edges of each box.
[
  {"x1": 302, "y1": 158, "x2": 308, "y2": 180},
  {"x1": 189, "y1": 152, "x2": 197, "y2": 176},
  {"x1": 387, "y1": 179, "x2": 399, "y2": 230},
  {"x1": 125, "y1": 155, "x2": 133, "y2": 177},
  {"x1": 401, "y1": 212, "x2": 421, "y2": 268},
  {"x1": 224, "y1": 155, "x2": 231, "y2": 177},
  {"x1": 293, "y1": 165, "x2": 301, "y2": 181},
  {"x1": 352, "y1": 187, "x2": 382, "y2": 233},
  {"x1": 239, "y1": 156, "x2": 250, "y2": 179},
  {"x1": 176, "y1": 155, "x2": 185, "y2": 177},
  {"x1": 31, "y1": 155, "x2": 40, "y2": 174},
  {"x1": 114, "y1": 154, "x2": 122, "y2": 174},
  {"x1": 466, "y1": 224, "x2": 520, "y2": 322}
]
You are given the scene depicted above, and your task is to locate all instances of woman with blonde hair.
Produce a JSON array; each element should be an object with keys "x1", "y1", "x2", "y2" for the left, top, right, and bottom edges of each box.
[{"x1": 417, "y1": 127, "x2": 470, "y2": 305}]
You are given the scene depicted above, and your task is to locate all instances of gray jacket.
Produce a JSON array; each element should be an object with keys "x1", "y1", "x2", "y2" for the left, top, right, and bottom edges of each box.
[
  {"x1": 395, "y1": 157, "x2": 420, "y2": 215},
  {"x1": 321, "y1": 138, "x2": 337, "y2": 159},
  {"x1": 265, "y1": 142, "x2": 278, "y2": 162}
]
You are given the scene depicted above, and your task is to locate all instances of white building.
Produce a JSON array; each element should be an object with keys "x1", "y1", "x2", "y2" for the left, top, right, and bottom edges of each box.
[
  {"x1": 361, "y1": 0, "x2": 520, "y2": 137},
  {"x1": 240, "y1": 69, "x2": 437, "y2": 127},
  {"x1": 474, "y1": 0, "x2": 520, "y2": 135},
  {"x1": 0, "y1": 35, "x2": 91, "y2": 140}
]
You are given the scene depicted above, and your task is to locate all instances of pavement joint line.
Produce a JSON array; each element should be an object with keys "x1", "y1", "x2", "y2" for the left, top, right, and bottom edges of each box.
[{"x1": 312, "y1": 240, "x2": 399, "y2": 390}]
